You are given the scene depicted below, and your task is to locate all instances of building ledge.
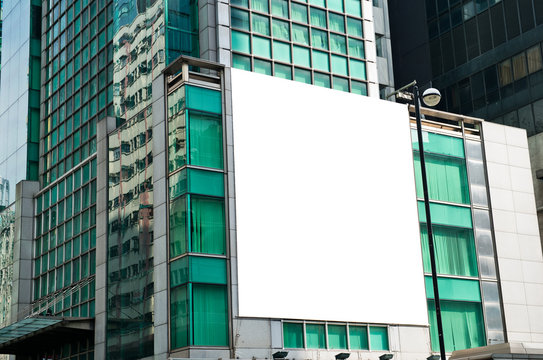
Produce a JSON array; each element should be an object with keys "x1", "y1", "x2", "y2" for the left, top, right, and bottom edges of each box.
[{"x1": 451, "y1": 342, "x2": 543, "y2": 360}]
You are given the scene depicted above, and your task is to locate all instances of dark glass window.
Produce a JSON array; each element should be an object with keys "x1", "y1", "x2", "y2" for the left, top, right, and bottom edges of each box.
[
  {"x1": 535, "y1": 0, "x2": 543, "y2": 25},
  {"x1": 471, "y1": 71, "x2": 485, "y2": 109},
  {"x1": 430, "y1": 39, "x2": 442, "y2": 76},
  {"x1": 478, "y1": 11, "x2": 492, "y2": 53},
  {"x1": 459, "y1": 78, "x2": 473, "y2": 114},
  {"x1": 465, "y1": 18, "x2": 479, "y2": 60},
  {"x1": 518, "y1": 0, "x2": 535, "y2": 32},
  {"x1": 439, "y1": 12, "x2": 451, "y2": 33},
  {"x1": 426, "y1": 0, "x2": 437, "y2": 19},
  {"x1": 484, "y1": 65, "x2": 499, "y2": 103},
  {"x1": 451, "y1": 5, "x2": 463, "y2": 27},
  {"x1": 490, "y1": 3, "x2": 506, "y2": 46},
  {"x1": 453, "y1": 26, "x2": 467, "y2": 66},
  {"x1": 437, "y1": 0, "x2": 448, "y2": 14},
  {"x1": 504, "y1": 0, "x2": 520, "y2": 39},
  {"x1": 441, "y1": 32, "x2": 454, "y2": 71}
]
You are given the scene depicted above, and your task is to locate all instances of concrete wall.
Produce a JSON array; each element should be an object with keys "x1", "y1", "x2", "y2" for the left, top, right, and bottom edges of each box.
[{"x1": 482, "y1": 122, "x2": 543, "y2": 343}]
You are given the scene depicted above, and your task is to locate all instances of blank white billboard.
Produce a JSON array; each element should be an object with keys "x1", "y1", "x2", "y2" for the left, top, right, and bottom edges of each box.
[{"x1": 231, "y1": 69, "x2": 428, "y2": 326}]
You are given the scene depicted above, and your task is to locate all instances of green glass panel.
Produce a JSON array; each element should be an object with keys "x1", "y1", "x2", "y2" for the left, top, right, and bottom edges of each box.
[
  {"x1": 293, "y1": 46, "x2": 311, "y2": 67},
  {"x1": 349, "y1": 326, "x2": 368, "y2": 350},
  {"x1": 328, "y1": 325, "x2": 347, "y2": 349},
  {"x1": 272, "y1": 19, "x2": 290, "y2": 40},
  {"x1": 418, "y1": 201, "x2": 473, "y2": 228},
  {"x1": 330, "y1": 34, "x2": 347, "y2": 54},
  {"x1": 306, "y1": 324, "x2": 326, "y2": 348},
  {"x1": 232, "y1": 0, "x2": 249, "y2": 7},
  {"x1": 313, "y1": 50, "x2": 330, "y2": 71},
  {"x1": 253, "y1": 36, "x2": 272, "y2": 58},
  {"x1": 369, "y1": 327, "x2": 389, "y2": 350},
  {"x1": 188, "y1": 169, "x2": 225, "y2": 197},
  {"x1": 193, "y1": 284, "x2": 229, "y2": 346},
  {"x1": 311, "y1": 28, "x2": 328, "y2": 50},
  {"x1": 252, "y1": 14, "x2": 270, "y2": 35},
  {"x1": 292, "y1": 24, "x2": 310, "y2": 45},
  {"x1": 347, "y1": 17, "x2": 363, "y2": 37},
  {"x1": 232, "y1": 30, "x2": 251, "y2": 54},
  {"x1": 309, "y1": 0, "x2": 325, "y2": 7},
  {"x1": 328, "y1": 0, "x2": 344, "y2": 12},
  {"x1": 349, "y1": 38, "x2": 365, "y2": 58},
  {"x1": 254, "y1": 59, "x2": 273, "y2": 75},
  {"x1": 425, "y1": 276, "x2": 482, "y2": 302},
  {"x1": 291, "y1": 3, "x2": 308, "y2": 23},
  {"x1": 189, "y1": 112, "x2": 223, "y2": 169},
  {"x1": 233, "y1": 54, "x2": 252, "y2": 70},
  {"x1": 310, "y1": 7, "x2": 327, "y2": 27},
  {"x1": 191, "y1": 197, "x2": 226, "y2": 255},
  {"x1": 273, "y1": 41, "x2": 292, "y2": 62},
  {"x1": 283, "y1": 323, "x2": 304, "y2": 348},
  {"x1": 170, "y1": 170, "x2": 187, "y2": 200},
  {"x1": 331, "y1": 55, "x2": 348, "y2": 75},
  {"x1": 333, "y1": 76, "x2": 349, "y2": 92},
  {"x1": 170, "y1": 257, "x2": 189, "y2": 288},
  {"x1": 252, "y1": 0, "x2": 269, "y2": 12},
  {"x1": 420, "y1": 225, "x2": 478, "y2": 277},
  {"x1": 170, "y1": 285, "x2": 189, "y2": 349},
  {"x1": 231, "y1": 8, "x2": 250, "y2": 30},
  {"x1": 170, "y1": 196, "x2": 188, "y2": 258},
  {"x1": 411, "y1": 130, "x2": 465, "y2": 158},
  {"x1": 190, "y1": 256, "x2": 227, "y2": 284},
  {"x1": 428, "y1": 300, "x2": 485, "y2": 352},
  {"x1": 413, "y1": 152, "x2": 470, "y2": 204},
  {"x1": 275, "y1": 64, "x2": 292, "y2": 79},
  {"x1": 314, "y1": 72, "x2": 330, "y2": 88},
  {"x1": 271, "y1": 0, "x2": 289, "y2": 17},
  {"x1": 351, "y1": 80, "x2": 367, "y2": 95},
  {"x1": 350, "y1": 59, "x2": 366, "y2": 79},
  {"x1": 294, "y1": 68, "x2": 312, "y2": 83},
  {"x1": 187, "y1": 86, "x2": 222, "y2": 114},
  {"x1": 345, "y1": 0, "x2": 361, "y2": 16},
  {"x1": 329, "y1": 13, "x2": 345, "y2": 33}
]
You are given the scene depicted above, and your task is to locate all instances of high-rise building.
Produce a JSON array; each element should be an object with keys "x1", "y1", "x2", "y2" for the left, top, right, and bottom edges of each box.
[{"x1": 0, "y1": 0, "x2": 542, "y2": 359}]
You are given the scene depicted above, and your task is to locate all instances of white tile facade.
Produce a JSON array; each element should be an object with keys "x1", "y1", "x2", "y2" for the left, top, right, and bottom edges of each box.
[{"x1": 483, "y1": 122, "x2": 543, "y2": 343}]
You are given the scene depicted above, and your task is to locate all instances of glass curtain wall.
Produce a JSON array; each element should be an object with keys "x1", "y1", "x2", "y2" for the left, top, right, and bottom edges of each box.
[
  {"x1": 412, "y1": 129, "x2": 502, "y2": 352},
  {"x1": 167, "y1": 83, "x2": 229, "y2": 350}
]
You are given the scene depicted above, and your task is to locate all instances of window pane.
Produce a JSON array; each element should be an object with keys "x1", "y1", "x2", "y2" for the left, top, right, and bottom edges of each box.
[
  {"x1": 294, "y1": 68, "x2": 311, "y2": 83},
  {"x1": 232, "y1": 30, "x2": 251, "y2": 53},
  {"x1": 329, "y1": 12, "x2": 345, "y2": 32},
  {"x1": 425, "y1": 276, "x2": 482, "y2": 301},
  {"x1": 170, "y1": 196, "x2": 187, "y2": 258},
  {"x1": 233, "y1": 54, "x2": 252, "y2": 70},
  {"x1": 418, "y1": 201, "x2": 473, "y2": 228},
  {"x1": 498, "y1": 59, "x2": 513, "y2": 86},
  {"x1": 271, "y1": 0, "x2": 289, "y2": 18},
  {"x1": 314, "y1": 72, "x2": 330, "y2": 88},
  {"x1": 330, "y1": 34, "x2": 347, "y2": 54},
  {"x1": 293, "y1": 46, "x2": 311, "y2": 67},
  {"x1": 331, "y1": 55, "x2": 348, "y2": 75},
  {"x1": 283, "y1": 323, "x2": 304, "y2": 348},
  {"x1": 333, "y1": 76, "x2": 349, "y2": 92},
  {"x1": 306, "y1": 324, "x2": 326, "y2": 348},
  {"x1": 527, "y1": 45, "x2": 542, "y2": 74},
  {"x1": 273, "y1": 19, "x2": 291, "y2": 40},
  {"x1": 328, "y1": 325, "x2": 347, "y2": 349},
  {"x1": 253, "y1": 14, "x2": 270, "y2": 35},
  {"x1": 275, "y1": 64, "x2": 292, "y2": 79},
  {"x1": 292, "y1": 24, "x2": 310, "y2": 45},
  {"x1": 193, "y1": 285, "x2": 229, "y2": 346},
  {"x1": 345, "y1": 0, "x2": 361, "y2": 16},
  {"x1": 190, "y1": 256, "x2": 227, "y2": 284},
  {"x1": 252, "y1": 0, "x2": 269, "y2": 12},
  {"x1": 188, "y1": 112, "x2": 223, "y2": 168},
  {"x1": 311, "y1": 28, "x2": 328, "y2": 50},
  {"x1": 253, "y1": 36, "x2": 272, "y2": 58},
  {"x1": 349, "y1": 326, "x2": 368, "y2": 350},
  {"x1": 310, "y1": 7, "x2": 327, "y2": 27},
  {"x1": 369, "y1": 327, "x2": 389, "y2": 350},
  {"x1": 349, "y1": 38, "x2": 365, "y2": 58},
  {"x1": 273, "y1": 41, "x2": 292, "y2": 62},
  {"x1": 346, "y1": 17, "x2": 363, "y2": 37},
  {"x1": 411, "y1": 130, "x2": 465, "y2": 158},
  {"x1": 350, "y1": 59, "x2": 366, "y2": 79},
  {"x1": 313, "y1": 50, "x2": 330, "y2": 71},
  {"x1": 328, "y1": 0, "x2": 343, "y2": 12},
  {"x1": 254, "y1": 59, "x2": 272, "y2": 74},
  {"x1": 231, "y1": 8, "x2": 250, "y2": 30},
  {"x1": 291, "y1": 3, "x2": 308, "y2": 23},
  {"x1": 191, "y1": 197, "x2": 226, "y2": 255}
]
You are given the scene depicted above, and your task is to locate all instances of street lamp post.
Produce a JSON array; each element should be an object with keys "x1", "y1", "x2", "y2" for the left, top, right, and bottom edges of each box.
[{"x1": 388, "y1": 81, "x2": 447, "y2": 360}]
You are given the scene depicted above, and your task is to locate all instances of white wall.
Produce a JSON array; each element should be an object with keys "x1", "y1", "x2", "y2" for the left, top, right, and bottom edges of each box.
[{"x1": 230, "y1": 69, "x2": 428, "y2": 326}]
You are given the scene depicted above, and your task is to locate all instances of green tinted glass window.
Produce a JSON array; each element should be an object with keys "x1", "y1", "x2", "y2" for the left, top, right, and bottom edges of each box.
[
  {"x1": 233, "y1": 54, "x2": 252, "y2": 70},
  {"x1": 312, "y1": 28, "x2": 328, "y2": 50},
  {"x1": 193, "y1": 285, "x2": 229, "y2": 346},
  {"x1": 328, "y1": 325, "x2": 347, "y2": 349},
  {"x1": 232, "y1": 30, "x2": 251, "y2": 53},
  {"x1": 369, "y1": 327, "x2": 389, "y2": 350},
  {"x1": 170, "y1": 285, "x2": 189, "y2": 349},
  {"x1": 283, "y1": 323, "x2": 304, "y2": 348},
  {"x1": 273, "y1": 19, "x2": 290, "y2": 40},
  {"x1": 331, "y1": 55, "x2": 348, "y2": 75},
  {"x1": 350, "y1": 59, "x2": 366, "y2": 79},
  {"x1": 293, "y1": 46, "x2": 311, "y2": 67},
  {"x1": 275, "y1": 64, "x2": 292, "y2": 79},
  {"x1": 347, "y1": 17, "x2": 363, "y2": 37},
  {"x1": 345, "y1": 0, "x2": 361, "y2": 16},
  {"x1": 333, "y1": 76, "x2": 349, "y2": 92},
  {"x1": 187, "y1": 86, "x2": 222, "y2": 114},
  {"x1": 252, "y1": 0, "x2": 269, "y2": 12},
  {"x1": 351, "y1": 80, "x2": 367, "y2": 95},
  {"x1": 188, "y1": 169, "x2": 225, "y2": 197},
  {"x1": 190, "y1": 256, "x2": 227, "y2": 284},
  {"x1": 425, "y1": 277, "x2": 481, "y2": 302},
  {"x1": 271, "y1": 0, "x2": 289, "y2": 17},
  {"x1": 253, "y1": 36, "x2": 272, "y2": 58},
  {"x1": 306, "y1": 324, "x2": 326, "y2": 348},
  {"x1": 418, "y1": 201, "x2": 473, "y2": 228},
  {"x1": 292, "y1": 24, "x2": 310, "y2": 45},
  {"x1": 313, "y1": 50, "x2": 330, "y2": 71},
  {"x1": 309, "y1": 0, "x2": 325, "y2": 7},
  {"x1": 188, "y1": 112, "x2": 223, "y2": 169},
  {"x1": 327, "y1": 0, "x2": 343, "y2": 12},
  {"x1": 330, "y1": 34, "x2": 347, "y2": 54},
  {"x1": 231, "y1": 8, "x2": 250, "y2": 30},
  {"x1": 314, "y1": 72, "x2": 330, "y2": 88},
  {"x1": 349, "y1": 38, "x2": 365, "y2": 58},
  {"x1": 170, "y1": 195, "x2": 187, "y2": 257},
  {"x1": 232, "y1": 0, "x2": 249, "y2": 7},
  {"x1": 349, "y1": 326, "x2": 368, "y2": 350},
  {"x1": 411, "y1": 130, "x2": 465, "y2": 158},
  {"x1": 294, "y1": 68, "x2": 312, "y2": 83},
  {"x1": 329, "y1": 12, "x2": 345, "y2": 32},
  {"x1": 191, "y1": 197, "x2": 226, "y2": 255},
  {"x1": 252, "y1": 14, "x2": 270, "y2": 35},
  {"x1": 310, "y1": 7, "x2": 327, "y2": 27},
  {"x1": 273, "y1": 41, "x2": 292, "y2": 62},
  {"x1": 291, "y1": 3, "x2": 308, "y2": 23}
]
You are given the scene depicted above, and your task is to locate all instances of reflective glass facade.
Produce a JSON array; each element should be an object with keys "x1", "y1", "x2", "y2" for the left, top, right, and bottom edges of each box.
[{"x1": 0, "y1": 206, "x2": 14, "y2": 329}]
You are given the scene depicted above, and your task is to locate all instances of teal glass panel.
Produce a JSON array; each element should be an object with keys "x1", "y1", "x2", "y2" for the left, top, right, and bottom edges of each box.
[
  {"x1": 294, "y1": 68, "x2": 312, "y2": 83},
  {"x1": 271, "y1": 0, "x2": 289, "y2": 18},
  {"x1": 169, "y1": 171, "x2": 188, "y2": 200},
  {"x1": 231, "y1": 8, "x2": 250, "y2": 30},
  {"x1": 233, "y1": 54, "x2": 252, "y2": 70},
  {"x1": 292, "y1": 24, "x2": 310, "y2": 45},
  {"x1": 413, "y1": 152, "x2": 470, "y2": 204},
  {"x1": 312, "y1": 29, "x2": 329, "y2": 50},
  {"x1": 330, "y1": 34, "x2": 347, "y2": 54},
  {"x1": 188, "y1": 169, "x2": 225, "y2": 197},
  {"x1": 170, "y1": 196, "x2": 187, "y2": 258},
  {"x1": 349, "y1": 326, "x2": 368, "y2": 350},
  {"x1": 293, "y1": 46, "x2": 311, "y2": 67},
  {"x1": 328, "y1": 0, "x2": 344, "y2": 12},
  {"x1": 186, "y1": 86, "x2": 222, "y2": 114},
  {"x1": 350, "y1": 59, "x2": 366, "y2": 79},
  {"x1": 252, "y1": 0, "x2": 269, "y2": 12},
  {"x1": 306, "y1": 324, "x2": 326, "y2": 348},
  {"x1": 232, "y1": 0, "x2": 249, "y2": 7},
  {"x1": 345, "y1": 0, "x2": 361, "y2": 16},
  {"x1": 349, "y1": 38, "x2": 365, "y2": 58},
  {"x1": 425, "y1": 276, "x2": 482, "y2": 302},
  {"x1": 328, "y1": 325, "x2": 347, "y2": 349},
  {"x1": 170, "y1": 257, "x2": 189, "y2": 288},
  {"x1": 292, "y1": 3, "x2": 308, "y2": 23},
  {"x1": 411, "y1": 130, "x2": 465, "y2": 158},
  {"x1": 333, "y1": 77, "x2": 349, "y2": 92},
  {"x1": 420, "y1": 225, "x2": 478, "y2": 277},
  {"x1": 191, "y1": 197, "x2": 226, "y2": 255},
  {"x1": 369, "y1": 327, "x2": 389, "y2": 350},
  {"x1": 283, "y1": 323, "x2": 304, "y2": 348},
  {"x1": 310, "y1": 7, "x2": 327, "y2": 27},
  {"x1": 351, "y1": 80, "x2": 367, "y2": 95},
  {"x1": 314, "y1": 72, "x2": 331, "y2": 88},
  {"x1": 418, "y1": 201, "x2": 473, "y2": 228},
  {"x1": 347, "y1": 17, "x2": 363, "y2": 37},
  {"x1": 273, "y1": 41, "x2": 292, "y2": 62},
  {"x1": 232, "y1": 30, "x2": 251, "y2": 53},
  {"x1": 170, "y1": 285, "x2": 189, "y2": 349},
  {"x1": 309, "y1": 0, "x2": 325, "y2": 7},
  {"x1": 253, "y1": 36, "x2": 272, "y2": 58},
  {"x1": 252, "y1": 14, "x2": 270, "y2": 35},
  {"x1": 193, "y1": 284, "x2": 229, "y2": 346},
  {"x1": 331, "y1": 55, "x2": 348, "y2": 75},
  {"x1": 313, "y1": 50, "x2": 330, "y2": 71},
  {"x1": 190, "y1": 256, "x2": 227, "y2": 284},
  {"x1": 273, "y1": 19, "x2": 291, "y2": 40},
  {"x1": 329, "y1": 13, "x2": 345, "y2": 33},
  {"x1": 428, "y1": 300, "x2": 485, "y2": 352},
  {"x1": 275, "y1": 64, "x2": 293, "y2": 79},
  {"x1": 189, "y1": 112, "x2": 223, "y2": 169}
]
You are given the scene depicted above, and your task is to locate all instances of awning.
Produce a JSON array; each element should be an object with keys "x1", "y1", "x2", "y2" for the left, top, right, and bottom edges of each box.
[{"x1": 0, "y1": 317, "x2": 94, "y2": 355}]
